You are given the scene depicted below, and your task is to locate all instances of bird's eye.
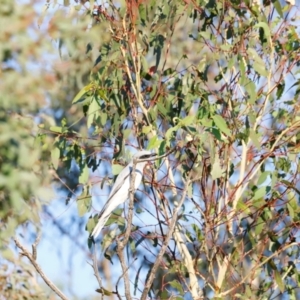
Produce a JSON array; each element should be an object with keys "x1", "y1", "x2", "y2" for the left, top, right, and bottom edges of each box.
[{"x1": 140, "y1": 154, "x2": 153, "y2": 159}]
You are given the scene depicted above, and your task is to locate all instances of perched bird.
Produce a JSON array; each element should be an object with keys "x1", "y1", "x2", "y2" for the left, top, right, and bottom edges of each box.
[{"x1": 91, "y1": 150, "x2": 156, "y2": 239}]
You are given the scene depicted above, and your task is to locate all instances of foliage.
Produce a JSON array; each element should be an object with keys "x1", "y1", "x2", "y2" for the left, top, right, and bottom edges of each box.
[
  {"x1": 1, "y1": 0, "x2": 300, "y2": 299},
  {"x1": 0, "y1": 2, "x2": 56, "y2": 298}
]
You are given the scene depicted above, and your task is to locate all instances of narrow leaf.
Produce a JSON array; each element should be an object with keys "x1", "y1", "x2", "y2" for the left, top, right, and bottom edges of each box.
[
  {"x1": 257, "y1": 171, "x2": 270, "y2": 186},
  {"x1": 253, "y1": 186, "x2": 267, "y2": 200},
  {"x1": 212, "y1": 115, "x2": 231, "y2": 136},
  {"x1": 211, "y1": 155, "x2": 223, "y2": 180},
  {"x1": 274, "y1": 270, "x2": 285, "y2": 293},
  {"x1": 72, "y1": 84, "x2": 93, "y2": 104},
  {"x1": 50, "y1": 126, "x2": 63, "y2": 133},
  {"x1": 112, "y1": 164, "x2": 124, "y2": 175},
  {"x1": 79, "y1": 163, "x2": 89, "y2": 184},
  {"x1": 51, "y1": 146, "x2": 60, "y2": 169},
  {"x1": 254, "y1": 22, "x2": 271, "y2": 40},
  {"x1": 253, "y1": 62, "x2": 268, "y2": 77}
]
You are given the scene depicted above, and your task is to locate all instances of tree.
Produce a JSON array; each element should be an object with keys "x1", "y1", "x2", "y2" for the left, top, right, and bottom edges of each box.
[{"x1": 1, "y1": 0, "x2": 300, "y2": 299}]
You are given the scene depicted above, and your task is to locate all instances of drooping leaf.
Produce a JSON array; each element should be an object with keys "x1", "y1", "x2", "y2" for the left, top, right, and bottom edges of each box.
[
  {"x1": 212, "y1": 115, "x2": 231, "y2": 136},
  {"x1": 51, "y1": 146, "x2": 60, "y2": 170},
  {"x1": 274, "y1": 269, "x2": 285, "y2": 293},
  {"x1": 79, "y1": 163, "x2": 89, "y2": 184},
  {"x1": 112, "y1": 164, "x2": 124, "y2": 175},
  {"x1": 72, "y1": 83, "x2": 93, "y2": 104}
]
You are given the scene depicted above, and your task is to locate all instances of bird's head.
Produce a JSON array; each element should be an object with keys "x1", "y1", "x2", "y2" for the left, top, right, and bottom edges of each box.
[{"x1": 133, "y1": 150, "x2": 157, "y2": 160}]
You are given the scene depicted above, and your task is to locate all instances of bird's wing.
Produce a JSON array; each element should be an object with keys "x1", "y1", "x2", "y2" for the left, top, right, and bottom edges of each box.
[
  {"x1": 91, "y1": 164, "x2": 144, "y2": 238},
  {"x1": 107, "y1": 164, "x2": 144, "y2": 199},
  {"x1": 91, "y1": 165, "x2": 131, "y2": 238},
  {"x1": 107, "y1": 164, "x2": 132, "y2": 201}
]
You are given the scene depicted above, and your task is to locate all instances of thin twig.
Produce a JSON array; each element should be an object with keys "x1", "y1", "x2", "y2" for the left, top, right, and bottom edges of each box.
[
  {"x1": 14, "y1": 236, "x2": 69, "y2": 300},
  {"x1": 217, "y1": 242, "x2": 299, "y2": 297},
  {"x1": 115, "y1": 257, "x2": 138, "y2": 300},
  {"x1": 115, "y1": 264, "x2": 130, "y2": 300},
  {"x1": 120, "y1": 18, "x2": 150, "y2": 126},
  {"x1": 116, "y1": 158, "x2": 139, "y2": 300},
  {"x1": 140, "y1": 174, "x2": 192, "y2": 300},
  {"x1": 92, "y1": 245, "x2": 103, "y2": 292},
  {"x1": 116, "y1": 239, "x2": 131, "y2": 300},
  {"x1": 165, "y1": 157, "x2": 201, "y2": 299},
  {"x1": 32, "y1": 232, "x2": 41, "y2": 260}
]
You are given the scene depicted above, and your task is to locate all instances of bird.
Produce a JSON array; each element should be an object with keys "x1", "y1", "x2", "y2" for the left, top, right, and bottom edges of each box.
[{"x1": 91, "y1": 150, "x2": 156, "y2": 239}]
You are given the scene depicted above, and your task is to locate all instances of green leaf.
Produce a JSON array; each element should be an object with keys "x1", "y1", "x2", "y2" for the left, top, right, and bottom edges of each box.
[
  {"x1": 236, "y1": 200, "x2": 251, "y2": 214},
  {"x1": 169, "y1": 280, "x2": 184, "y2": 295},
  {"x1": 180, "y1": 115, "x2": 195, "y2": 126},
  {"x1": 257, "y1": 171, "x2": 270, "y2": 186},
  {"x1": 247, "y1": 48, "x2": 265, "y2": 66},
  {"x1": 273, "y1": 0, "x2": 283, "y2": 18},
  {"x1": 212, "y1": 115, "x2": 231, "y2": 136},
  {"x1": 254, "y1": 22, "x2": 271, "y2": 40},
  {"x1": 79, "y1": 163, "x2": 89, "y2": 184},
  {"x1": 211, "y1": 155, "x2": 223, "y2": 180},
  {"x1": 253, "y1": 62, "x2": 268, "y2": 77},
  {"x1": 50, "y1": 126, "x2": 63, "y2": 133},
  {"x1": 87, "y1": 98, "x2": 100, "y2": 128},
  {"x1": 220, "y1": 44, "x2": 232, "y2": 51},
  {"x1": 249, "y1": 129, "x2": 261, "y2": 149},
  {"x1": 95, "y1": 288, "x2": 114, "y2": 296},
  {"x1": 142, "y1": 125, "x2": 152, "y2": 134},
  {"x1": 77, "y1": 195, "x2": 92, "y2": 217},
  {"x1": 286, "y1": 191, "x2": 297, "y2": 219},
  {"x1": 165, "y1": 126, "x2": 177, "y2": 140},
  {"x1": 274, "y1": 270, "x2": 285, "y2": 293},
  {"x1": 199, "y1": 31, "x2": 211, "y2": 39},
  {"x1": 97, "y1": 88, "x2": 108, "y2": 102},
  {"x1": 51, "y1": 146, "x2": 60, "y2": 169},
  {"x1": 247, "y1": 48, "x2": 268, "y2": 77},
  {"x1": 123, "y1": 129, "x2": 131, "y2": 139},
  {"x1": 72, "y1": 83, "x2": 93, "y2": 104},
  {"x1": 157, "y1": 102, "x2": 168, "y2": 117},
  {"x1": 86, "y1": 216, "x2": 96, "y2": 233},
  {"x1": 129, "y1": 237, "x2": 136, "y2": 253},
  {"x1": 239, "y1": 57, "x2": 246, "y2": 85},
  {"x1": 287, "y1": 202, "x2": 295, "y2": 219},
  {"x1": 245, "y1": 81, "x2": 257, "y2": 104},
  {"x1": 148, "y1": 135, "x2": 162, "y2": 148},
  {"x1": 106, "y1": 209, "x2": 125, "y2": 226},
  {"x1": 255, "y1": 217, "x2": 264, "y2": 235},
  {"x1": 162, "y1": 68, "x2": 175, "y2": 76},
  {"x1": 2, "y1": 248, "x2": 15, "y2": 262},
  {"x1": 112, "y1": 164, "x2": 124, "y2": 175},
  {"x1": 207, "y1": 127, "x2": 222, "y2": 141},
  {"x1": 276, "y1": 82, "x2": 285, "y2": 100},
  {"x1": 159, "y1": 290, "x2": 169, "y2": 299},
  {"x1": 253, "y1": 186, "x2": 267, "y2": 200}
]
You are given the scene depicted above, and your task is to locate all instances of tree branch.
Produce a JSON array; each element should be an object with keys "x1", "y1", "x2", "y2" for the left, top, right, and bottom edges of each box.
[
  {"x1": 165, "y1": 157, "x2": 201, "y2": 299},
  {"x1": 116, "y1": 158, "x2": 138, "y2": 300},
  {"x1": 14, "y1": 236, "x2": 69, "y2": 300},
  {"x1": 141, "y1": 174, "x2": 192, "y2": 300},
  {"x1": 91, "y1": 245, "x2": 103, "y2": 295}
]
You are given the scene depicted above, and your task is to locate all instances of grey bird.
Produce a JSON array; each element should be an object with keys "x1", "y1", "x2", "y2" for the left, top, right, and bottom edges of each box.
[{"x1": 91, "y1": 150, "x2": 156, "y2": 239}]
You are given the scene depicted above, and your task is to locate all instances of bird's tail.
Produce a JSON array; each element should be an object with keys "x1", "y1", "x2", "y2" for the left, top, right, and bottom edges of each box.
[{"x1": 91, "y1": 213, "x2": 110, "y2": 239}]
